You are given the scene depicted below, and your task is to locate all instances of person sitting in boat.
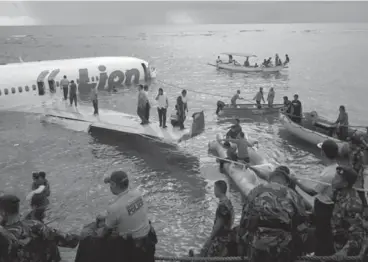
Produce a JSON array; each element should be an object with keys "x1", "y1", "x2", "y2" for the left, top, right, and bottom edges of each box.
[
  {"x1": 237, "y1": 167, "x2": 309, "y2": 262},
  {"x1": 253, "y1": 87, "x2": 265, "y2": 109},
  {"x1": 290, "y1": 94, "x2": 302, "y2": 124},
  {"x1": 348, "y1": 134, "x2": 368, "y2": 209},
  {"x1": 267, "y1": 88, "x2": 275, "y2": 108},
  {"x1": 221, "y1": 132, "x2": 257, "y2": 164},
  {"x1": 284, "y1": 54, "x2": 290, "y2": 65},
  {"x1": 283, "y1": 96, "x2": 292, "y2": 115},
  {"x1": 275, "y1": 54, "x2": 280, "y2": 65},
  {"x1": 216, "y1": 56, "x2": 222, "y2": 64},
  {"x1": 199, "y1": 180, "x2": 234, "y2": 257},
  {"x1": 226, "y1": 118, "x2": 242, "y2": 139},
  {"x1": 254, "y1": 63, "x2": 258, "y2": 68},
  {"x1": 334, "y1": 105, "x2": 349, "y2": 141},
  {"x1": 262, "y1": 59, "x2": 267, "y2": 67},
  {"x1": 230, "y1": 90, "x2": 244, "y2": 107},
  {"x1": 228, "y1": 55, "x2": 233, "y2": 64},
  {"x1": 243, "y1": 57, "x2": 250, "y2": 67}
]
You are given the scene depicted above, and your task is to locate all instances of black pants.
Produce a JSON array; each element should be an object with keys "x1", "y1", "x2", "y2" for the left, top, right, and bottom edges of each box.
[
  {"x1": 92, "y1": 99, "x2": 99, "y2": 115},
  {"x1": 158, "y1": 108, "x2": 167, "y2": 127},
  {"x1": 314, "y1": 198, "x2": 335, "y2": 256},
  {"x1": 70, "y1": 93, "x2": 77, "y2": 107},
  {"x1": 145, "y1": 102, "x2": 150, "y2": 122},
  {"x1": 63, "y1": 87, "x2": 68, "y2": 100}
]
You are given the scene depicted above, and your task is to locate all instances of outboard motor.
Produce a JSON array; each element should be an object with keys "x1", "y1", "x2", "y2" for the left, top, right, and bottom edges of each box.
[{"x1": 216, "y1": 100, "x2": 226, "y2": 115}]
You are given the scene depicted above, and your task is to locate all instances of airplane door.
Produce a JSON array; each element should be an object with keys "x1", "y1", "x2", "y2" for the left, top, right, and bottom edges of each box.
[
  {"x1": 141, "y1": 63, "x2": 148, "y2": 82},
  {"x1": 36, "y1": 70, "x2": 50, "y2": 96},
  {"x1": 48, "y1": 69, "x2": 60, "y2": 94}
]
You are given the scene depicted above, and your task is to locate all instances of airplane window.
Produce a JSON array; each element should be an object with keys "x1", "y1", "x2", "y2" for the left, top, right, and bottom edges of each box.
[
  {"x1": 32, "y1": 85, "x2": 36, "y2": 90},
  {"x1": 18, "y1": 86, "x2": 22, "y2": 93},
  {"x1": 4, "y1": 88, "x2": 8, "y2": 95},
  {"x1": 92, "y1": 77, "x2": 95, "y2": 82},
  {"x1": 11, "y1": 87, "x2": 16, "y2": 94}
]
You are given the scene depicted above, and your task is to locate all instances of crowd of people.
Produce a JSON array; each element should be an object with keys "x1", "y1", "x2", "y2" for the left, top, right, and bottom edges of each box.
[{"x1": 216, "y1": 53, "x2": 290, "y2": 68}]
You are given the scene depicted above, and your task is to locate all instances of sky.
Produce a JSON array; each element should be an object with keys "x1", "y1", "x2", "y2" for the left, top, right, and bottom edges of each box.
[{"x1": 0, "y1": 1, "x2": 367, "y2": 26}]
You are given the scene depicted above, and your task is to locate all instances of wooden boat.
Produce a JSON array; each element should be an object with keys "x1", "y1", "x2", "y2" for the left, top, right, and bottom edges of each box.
[
  {"x1": 278, "y1": 111, "x2": 360, "y2": 156},
  {"x1": 208, "y1": 52, "x2": 287, "y2": 73},
  {"x1": 208, "y1": 133, "x2": 313, "y2": 206},
  {"x1": 216, "y1": 100, "x2": 284, "y2": 119}
]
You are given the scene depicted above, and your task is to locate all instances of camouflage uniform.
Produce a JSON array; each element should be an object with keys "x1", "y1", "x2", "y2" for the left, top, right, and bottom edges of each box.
[
  {"x1": 1, "y1": 219, "x2": 79, "y2": 262},
  {"x1": 201, "y1": 198, "x2": 235, "y2": 257},
  {"x1": 331, "y1": 188, "x2": 365, "y2": 255},
  {"x1": 238, "y1": 183, "x2": 309, "y2": 262}
]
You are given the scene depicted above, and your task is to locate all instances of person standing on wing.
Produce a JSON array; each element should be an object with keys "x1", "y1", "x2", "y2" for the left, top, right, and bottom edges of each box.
[{"x1": 156, "y1": 88, "x2": 168, "y2": 128}]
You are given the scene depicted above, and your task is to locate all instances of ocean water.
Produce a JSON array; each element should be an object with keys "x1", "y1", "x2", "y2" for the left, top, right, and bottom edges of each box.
[{"x1": 0, "y1": 23, "x2": 367, "y2": 261}]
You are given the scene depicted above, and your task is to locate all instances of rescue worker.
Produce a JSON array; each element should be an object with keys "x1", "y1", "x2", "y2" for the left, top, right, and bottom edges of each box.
[
  {"x1": 290, "y1": 94, "x2": 302, "y2": 124},
  {"x1": 0, "y1": 194, "x2": 79, "y2": 261},
  {"x1": 25, "y1": 171, "x2": 50, "y2": 222},
  {"x1": 225, "y1": 118, "x2": 242, "y2": 139},
  {"x1": 221, "y1": 132, "x2": 258, "y2": 164},
  {"x1": 291, "y1": 139, "x2": 339, "y2": 256},
  {"x1": 69, "y1": 80, "x2": 78, "y2": 108},
  {"x1": 348, "y1": 135, "x2": 368, "y2": 208},
  {"x1": 334, "y1": 105, "x2": 349, "y2": 141},
  {"x1": 219, "y1": 141, "x2": 238, "y2": 170},
  {"x1": 155, "y1": 88, "x2": 168, "y2": 128},
  {"x1": 200, "y1": 180, "x2": 234, "y2": 257},
  {"x1": 91, "y1": 86, "x2": 99, "y2": 116},
  {"x1": 102, "y1": 171, "x2": 157, "y2": 262},
  {"x1": 253, "y1": 87, "x2": 265, "y2": 109},
  {"x1": 230, "y1": 90, "x2": 244, "y2": 107},
  {"x1": 237, "y1": 168, "x2": 309, "y2": 262},
  {"x1": 330, "y1": 165, "x2": 366, "y2": 256},
  {"x1": 267, "y1": 88, "x2": 275, "y2": 108},
  {"x1": 60, "y1": 75, "x2": 69, "y2": 100},
  {"x1": 137, "y1": 85, "x2": 149, "y2": 125}
]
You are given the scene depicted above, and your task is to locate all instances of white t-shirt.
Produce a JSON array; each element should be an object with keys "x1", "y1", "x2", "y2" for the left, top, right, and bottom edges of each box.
[
  {"x1": 157, "y1": 93, "x2": 168, "y2": 108},
  {"x1": 314, "y1": 163, "x2": 338, "y2": 204}
]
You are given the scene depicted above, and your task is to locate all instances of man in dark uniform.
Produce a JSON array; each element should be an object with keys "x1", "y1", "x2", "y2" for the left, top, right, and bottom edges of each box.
[
  {"x1": 0, "y1": 194, "x2": 79, "y2": 261},
  {"x1": 290, "y1": 94, "x2": 302, "y2": 124}
]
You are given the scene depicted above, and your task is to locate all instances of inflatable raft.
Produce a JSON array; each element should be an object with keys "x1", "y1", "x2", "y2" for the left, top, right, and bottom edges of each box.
[{"x1": 208, "y1": 133, "x2": 314, "y2": 206}]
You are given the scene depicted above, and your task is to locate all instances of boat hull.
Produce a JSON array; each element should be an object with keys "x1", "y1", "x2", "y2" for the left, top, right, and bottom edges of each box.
[
  {"x1": 217, "y1": 102, "x2": 284, "y2": 119},
  {"x1": 279, "y1": 112, "x2": 350, "y2": 156},
  {"x1": 216, "y1": 63, "x2": 285, "y2": 73}
]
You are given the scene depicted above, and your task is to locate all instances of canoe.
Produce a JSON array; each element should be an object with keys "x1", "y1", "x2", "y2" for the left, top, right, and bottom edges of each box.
[
  {"x1": 208, "y1": 133, "x2": 314, "y2": 206},
  {"x1": 279, "y1": 112, "x2": 353, "y2": 156},
  {"x1": 209, "y1": 63, "x2": 285, "y2": 73},
  {"x1": 216, "y1": 101, "x2": 284, "y2": 119}
]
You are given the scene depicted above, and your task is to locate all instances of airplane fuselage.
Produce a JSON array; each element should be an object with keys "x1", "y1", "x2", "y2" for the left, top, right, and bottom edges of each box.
[{"x1": 0, "y1": 56, "x2": 156, "y2": 110}]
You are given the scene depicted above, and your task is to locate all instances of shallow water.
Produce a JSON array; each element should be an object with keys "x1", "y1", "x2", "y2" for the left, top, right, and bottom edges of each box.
[{"x1": 0, "y1": 23, "x2": 367, "y2": 260}]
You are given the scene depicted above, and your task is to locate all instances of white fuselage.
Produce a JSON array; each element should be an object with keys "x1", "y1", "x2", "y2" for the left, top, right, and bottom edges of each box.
[{"x1": 0, "y1": 56, "x2": 156, "y2": 111}]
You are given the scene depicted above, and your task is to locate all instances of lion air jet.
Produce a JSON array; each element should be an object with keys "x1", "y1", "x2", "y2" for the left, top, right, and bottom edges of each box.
[{"x1": 0, "y1": 56, "x2": 205, "y2": 144}]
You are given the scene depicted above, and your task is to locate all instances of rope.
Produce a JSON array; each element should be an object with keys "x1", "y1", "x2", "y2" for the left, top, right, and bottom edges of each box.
[{"x1": 154, "y1": 254, "x2": 364, "y2": 261}]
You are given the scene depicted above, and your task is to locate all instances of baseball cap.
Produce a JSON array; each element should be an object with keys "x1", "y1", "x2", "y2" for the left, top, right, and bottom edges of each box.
[
  {"x1": 317, "y1": 139, "x2": 339, "y2": 158},
  {"x1": 336, "y1": 165, "x2": 358, "y2": 186},
  {"x1": 104, "y1": 170, "x2": 129, "y2": 185},
  {"x1": 269, "y1": 165, "x2": 293, "y2": 186}
]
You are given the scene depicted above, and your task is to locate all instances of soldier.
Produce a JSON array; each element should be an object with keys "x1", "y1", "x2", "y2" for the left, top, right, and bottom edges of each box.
[
  {"x1": 0, "y1": 194, "x2": 79, "y2": 261},
  {"x1": 331, "y1": 166, "x2": 366, "y2": 256},
  {"x1": 237, "y1": 168, "x2": 309, "y2": 262},
  {"x1": 200, "y1": 180, "x2": 234, "y2": 257}
]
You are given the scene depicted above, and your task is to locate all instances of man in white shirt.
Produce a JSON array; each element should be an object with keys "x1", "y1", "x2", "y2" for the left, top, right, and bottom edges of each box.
[
  {"x1": 60, "y1": 75, "x2": 69, "y2": 100},
  {"x1": 291, "y1": 139, "x2": 339, "y2": 256},
  {"x1": 155, "y1": 88, "x2": 168, "y2": 128}
]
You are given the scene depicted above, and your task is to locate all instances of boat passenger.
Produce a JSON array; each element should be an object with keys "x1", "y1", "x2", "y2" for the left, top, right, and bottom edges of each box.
[
  {"x1": 284, "y1": 54, "x2": 290, "y2": 65},
  {"x1": 102, "y1": 171, "x2": 157, "y2": 262},
  {"x1": 219, "y1": 142, "x2": 238, "y2": 169},
  {"x1": 334, "y1": 105, "x2": 349, "y2": 141},
  {"x1": 137, "y1": 84, "x2": 149, "y2": 125},
  {"x1": 228, "y1": 55, "x2": 233, "y2": 64},
  {"x1": 283, "y1": 96, "x2": 292, "y2": 115},
  {"x1": 200, "y1": 180, "x2": 234, "y2": 257},
  {"x1": 237, "y1": 167, "x2": 309, "y2": 262},
  {"x1": 230, "y1": 90, "x2": 243, "y2": 107},
  {"x1": 330, "y1": 165, "x2": 366, "y2": 256},
  {"x1": 244, "y1": 57, "x2": 250, "y2": 67},
  {"x1": 291, "y1": 139, "x2": 339, "y2": 256},
  {"x1": 60, "y1": 75, "x2": 69, "y2": 100},
  {"x1": 348, "y1": 135, "x2": 368, "y2": 208},
  {"x1": 275, "y1": 54, "x2": 280, "y2": 66},
  {"x1": 267, "y1": 88, "x2": 275, "y2": 108},
  {"x1": 155, "y1": 88, "x2": 168, "y2": 128},
  {"x1": 144, "y1": 85, "x2": 150, "y2": 123},
  {"x1": 262, "y1": 59, "x2": 267, "y2": 67},
  {"x1": 221, "y1": 132, "x2": 257, "y2": 164},
  {"x1": 254, "y1": 63, "x2": 258, "y2": 68},
  {"x1": 290, "y1": 94, "x2": 302, "y2": 124},
  {"x1": 216, "y1": 56, "x2": 222, "y2": 64},
  {"x1": 253, "y1": 87, "x2": 265, "y2": 109},
  {"x1": 226, "y1": 118, "x2": 242, "y2": 139},
  {"x1": 69, "y1": 80, "x2": 78, "y2": 108},
  {"x1": 267, "y1": 57, "x2": 273, "y2": 67}
]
